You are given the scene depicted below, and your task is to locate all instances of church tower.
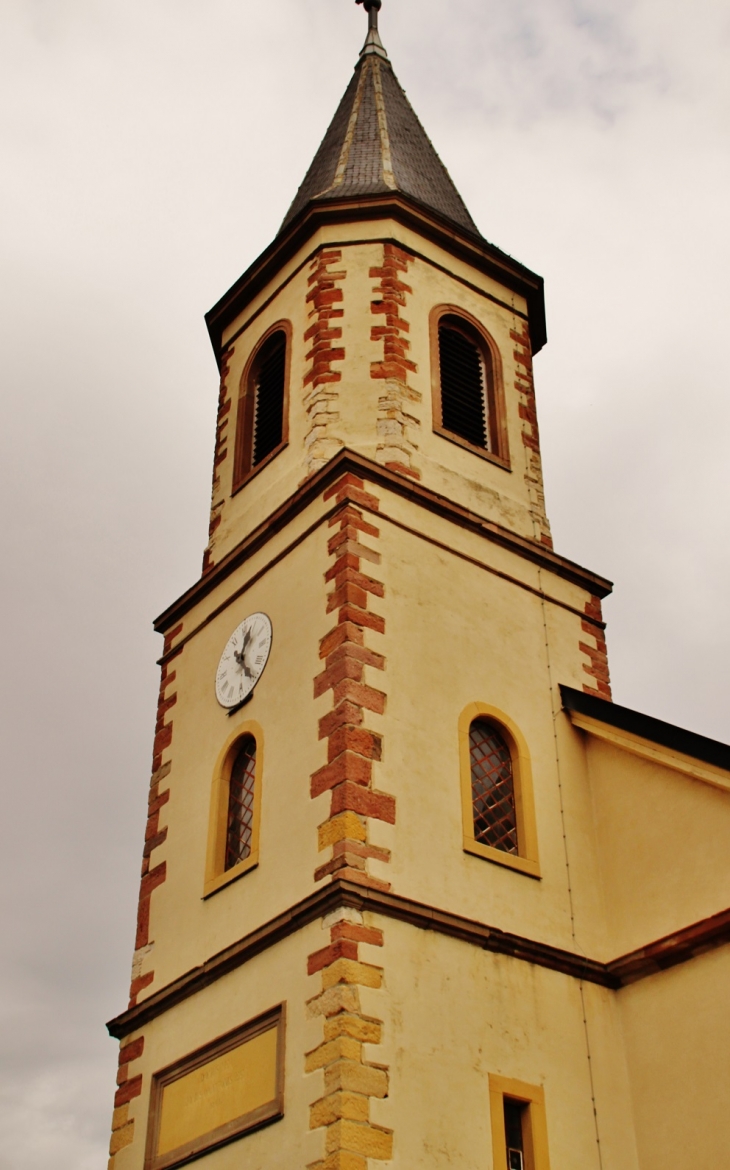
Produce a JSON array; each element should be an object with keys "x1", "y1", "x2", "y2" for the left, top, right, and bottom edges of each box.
[{"x1": 107, "y1": 5, "x2": 730, "y2": 1169}]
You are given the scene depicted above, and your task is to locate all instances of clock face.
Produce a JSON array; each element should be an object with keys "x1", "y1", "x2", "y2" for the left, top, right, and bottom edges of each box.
[{"x1": 215, "y1": 612, "x2": 273, "y2": 709}]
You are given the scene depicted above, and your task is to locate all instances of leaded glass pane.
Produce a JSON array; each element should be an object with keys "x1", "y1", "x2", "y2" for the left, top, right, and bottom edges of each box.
[
  {"x1": 226, "y1": 737, "x2": 257, "y2": 871},
  {"x1": 469, "y1": 720, "x2": 518, "y2": 854}
]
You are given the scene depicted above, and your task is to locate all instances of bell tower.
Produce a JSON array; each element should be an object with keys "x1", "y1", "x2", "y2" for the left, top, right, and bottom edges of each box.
[{"x1": 106, "y1": 5, "x2": 730, "y2": 1170}]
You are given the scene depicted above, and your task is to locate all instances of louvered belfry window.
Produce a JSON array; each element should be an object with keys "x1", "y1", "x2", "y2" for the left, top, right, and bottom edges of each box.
[
  {"x1": 469, "y1": 719, "x2": 518, "y2": 854},
  {"x1": 225, "y1": 736, "x2": 257, "y2": 871},
  {"x1": 251, "y1": 330, "x2": 287, "y2": 468},
  {"x1": 438, "y1": 317, "x2": 490, "y2": 450}
]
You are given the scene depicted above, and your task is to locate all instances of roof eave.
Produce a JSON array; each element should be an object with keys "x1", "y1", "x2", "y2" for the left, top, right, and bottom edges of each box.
[
  {"x1": 560, "y1": 686, "x2": 730, "y2": 772},
  {"x1": 205, "y1": 192, "x2": 547, "y2": 368}
]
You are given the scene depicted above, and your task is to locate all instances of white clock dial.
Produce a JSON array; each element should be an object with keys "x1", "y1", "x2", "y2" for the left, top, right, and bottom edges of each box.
[{"x1": 215, "y1": 612, "x2": 273, "y2": 709}]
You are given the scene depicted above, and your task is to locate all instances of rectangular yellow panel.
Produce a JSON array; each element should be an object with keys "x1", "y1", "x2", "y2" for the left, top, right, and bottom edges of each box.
[{"x1": 156, "y1": 1025, "x2": 278, "y2": 1157}]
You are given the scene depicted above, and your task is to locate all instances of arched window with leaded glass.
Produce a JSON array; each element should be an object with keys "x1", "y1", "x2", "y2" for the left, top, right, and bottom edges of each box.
[
  {"x1": 204, "y1": 724, "x2": 263, "y2": 897},
  {"x1": 469, "y1": 719, "x2": 518, "y2": 855},
  {"x1": 459, "y1": 705, "x2": 540, "y2": 879},
  {"x1": 225, "y1": 735, "x2": 258, "y2": 871}
]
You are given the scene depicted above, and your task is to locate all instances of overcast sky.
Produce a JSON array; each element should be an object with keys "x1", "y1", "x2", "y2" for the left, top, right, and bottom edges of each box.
[{"x1": 0, "y1": 0, "x2": 728, "y2": 1165}]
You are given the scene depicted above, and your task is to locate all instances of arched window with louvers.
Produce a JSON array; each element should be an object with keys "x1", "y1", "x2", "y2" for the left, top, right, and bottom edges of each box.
[
  {"x1": 204, "y1": 725, "x2": 264, "y2": 897},
  {"x1": 234, "y1": 324, "x2": 291, "y2": 489},
  {"x1": 431, "y1": 308, "x2": 508, "y2": 465},
  {"x1": 458, "y1": 704, "x2": 540, "y2": 878}
]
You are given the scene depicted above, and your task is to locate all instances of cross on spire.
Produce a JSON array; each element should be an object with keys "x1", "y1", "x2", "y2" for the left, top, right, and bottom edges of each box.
[{"x1": 356, "y1": 0, "x2": 388, "y2": 60}]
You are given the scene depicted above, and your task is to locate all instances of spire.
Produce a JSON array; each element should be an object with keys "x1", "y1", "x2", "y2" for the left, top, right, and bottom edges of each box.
[
  {"x1": 357, "y1": 0, "x2": 389, "y2": 61},
  {"x1": 280, "y1": 1, "x2": 480, "y2": 239}
]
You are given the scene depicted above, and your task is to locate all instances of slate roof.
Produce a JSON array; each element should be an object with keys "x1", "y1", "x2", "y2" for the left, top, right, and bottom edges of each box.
[{"x1": 281, "y1": 38, "x2": 480, "y2": 239}]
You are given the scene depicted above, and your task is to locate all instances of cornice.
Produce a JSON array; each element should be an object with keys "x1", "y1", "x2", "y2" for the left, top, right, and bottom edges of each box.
[
  {"x1": 107, "y1": 879, "x2": 730, "y2": 1040},
  {"x1": 153, "y1": 451, "x2": 612, "y2": 635},
  {"x1": 205, "y1": 192, "x2": 547, "y2": 365}
]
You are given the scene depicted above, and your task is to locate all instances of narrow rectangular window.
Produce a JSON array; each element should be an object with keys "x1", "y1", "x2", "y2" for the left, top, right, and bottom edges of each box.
[
  {"x1": 489, "y1": 1076, "x2": 551, "y2": 1170},
  {"x1": 504, "y1": 1098, "x2": 527, "y2": 1170}
]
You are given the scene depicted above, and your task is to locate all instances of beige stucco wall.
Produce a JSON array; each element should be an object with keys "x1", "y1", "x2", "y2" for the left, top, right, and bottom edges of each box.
[
  {"x1": 619, "y1": 946, "x2": 730, "y2": 1168},
  {"x1": 584, "y1": 735, "x2": 730, "y2": 954},
  {"x1": 362, "y1": 505, "x2": 606, "y2": 956},
  {"x1": 351, "y1": 918, "x2": 641, "y2": 1169},
  {"x1": 141, "y1": 505, "x2": 332, "y2": 995},
  {"x1": 115, "y1": 924, "x2": 326, "y2": 1170}
]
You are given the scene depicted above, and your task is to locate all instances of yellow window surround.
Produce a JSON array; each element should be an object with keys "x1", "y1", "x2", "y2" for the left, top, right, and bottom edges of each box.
[
  {"x1": 204, "y1": 721, "x2": 264, "y2": 898},
  {"x1": 489, "y1": 1074, "x2": 551, "y2": 1170},
  {"x1": 459, "y1": 703, "x2": 540, "y2": 879}
]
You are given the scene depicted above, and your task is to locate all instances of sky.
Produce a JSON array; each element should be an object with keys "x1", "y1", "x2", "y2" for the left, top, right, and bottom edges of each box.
[{"x1": 0, "y1": 0, "x2": 728, "y2": 1165}]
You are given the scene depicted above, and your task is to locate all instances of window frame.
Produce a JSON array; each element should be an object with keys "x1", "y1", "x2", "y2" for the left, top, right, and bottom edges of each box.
[
  {"x1": 488, "y1": 1075, "x2": 551, "y2": 1170},
  {"x1": 459, "y1": 703, "x2": 540, "y2": 879},
  {"x1": 232, "y1": 321, "x2": 292, "y2": 493},
  {"x1": 144, "y1": 1005, "x2": 285, "y2": 1170},
  {"x1": 204, "y1": 723, "x2": 264, "y2": 898},
  {"x1": 430, "y1": 305, "x2": 510, "y2": 468}
]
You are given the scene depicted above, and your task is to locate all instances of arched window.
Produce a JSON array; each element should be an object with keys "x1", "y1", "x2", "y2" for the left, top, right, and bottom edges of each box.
[
  {"x1": 225, "y1": 735, "x2": 257, "y2": 871},
  {"x1": 469, "y1": 720, "x2": 518, "y2": 855},
  {"x1": 459, "y1": 704, "x2": 540, "y2": 878},
  {"x1": 439, "y1": 317, "x2": 491, "y2": 449},
  {"x1": 204, "y1": 723, "x2": 263, "y2": 896},
  {"x1": 234, "y1": 326, "x2": 289, "y2": 488},
  {"x1": 432, "y1": 309, "x2": 507, "y2": 464}
]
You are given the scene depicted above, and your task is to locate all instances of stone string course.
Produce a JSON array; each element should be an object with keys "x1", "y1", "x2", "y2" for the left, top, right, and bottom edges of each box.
[
  {"x1": 308, "y1": 471, "x2": 395, "y2": 1169},
  {"x1": 370, "y1": 243, "x2": 421, "y2": 480}
]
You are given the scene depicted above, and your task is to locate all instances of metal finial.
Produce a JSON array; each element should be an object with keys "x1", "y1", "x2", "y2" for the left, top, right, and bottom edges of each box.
[{"x1": 356, "y1": 0, "x2": 388, "y2": 61}]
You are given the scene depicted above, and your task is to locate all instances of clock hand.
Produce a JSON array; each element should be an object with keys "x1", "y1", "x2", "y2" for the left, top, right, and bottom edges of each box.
[{"x1": 233, "y1": 628, "x2": 250, "y2": 669}]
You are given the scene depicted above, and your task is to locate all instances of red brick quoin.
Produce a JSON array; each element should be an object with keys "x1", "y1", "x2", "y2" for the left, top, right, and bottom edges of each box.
[
  {"x1": 312, "y1": 473, "x2": 395, "y2": 890},
  {"x1": 308, "y1": 480, "x2": 395, "y2": 1169},
  {"x1": 108, "y1": 1036, "x2": 145, "y2": 1165},
  {"x1": 129, "y1": 623, "x2": 183, "y2": 1008},
  {"x1": 581, "y1": 596, "x2": 613, "y2": 701}
]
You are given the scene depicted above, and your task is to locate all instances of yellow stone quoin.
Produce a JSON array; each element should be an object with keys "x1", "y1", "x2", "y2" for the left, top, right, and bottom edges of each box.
[{"x1": 105, "y1": 6, "x2": 730, "y2": 1170}]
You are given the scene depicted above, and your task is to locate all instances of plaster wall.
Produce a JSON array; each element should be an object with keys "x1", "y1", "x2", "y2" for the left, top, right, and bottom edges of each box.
[
  {"x1": 585, "y1": 736, "x2": 730, "y2": 953},
  {"x1": 618, "y1": 946, "x2": 730, "y2": 1168},
  {"x1": 141, "y1": 509, "x2": 331, "y2": 996},
  {"x1": 367, "y1": 917, "x2": 641, "y2": 1170},
  {"x1": 361, "y1": 508, "x2": 606, "y2": 956},
  {"x1": 114, "y1": 924, "x2": 326, "y2": 1170}
]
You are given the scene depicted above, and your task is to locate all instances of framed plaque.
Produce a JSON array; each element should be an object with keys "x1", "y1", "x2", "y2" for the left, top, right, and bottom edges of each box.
[{"x1": 144, "y1": 1005, "x2": 285, "y2": 1170}]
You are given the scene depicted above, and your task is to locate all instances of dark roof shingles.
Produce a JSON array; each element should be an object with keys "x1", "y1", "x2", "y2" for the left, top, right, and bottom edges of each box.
[{"x1": 281, "y1": 57, "x2": 480, "y2": 239}]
